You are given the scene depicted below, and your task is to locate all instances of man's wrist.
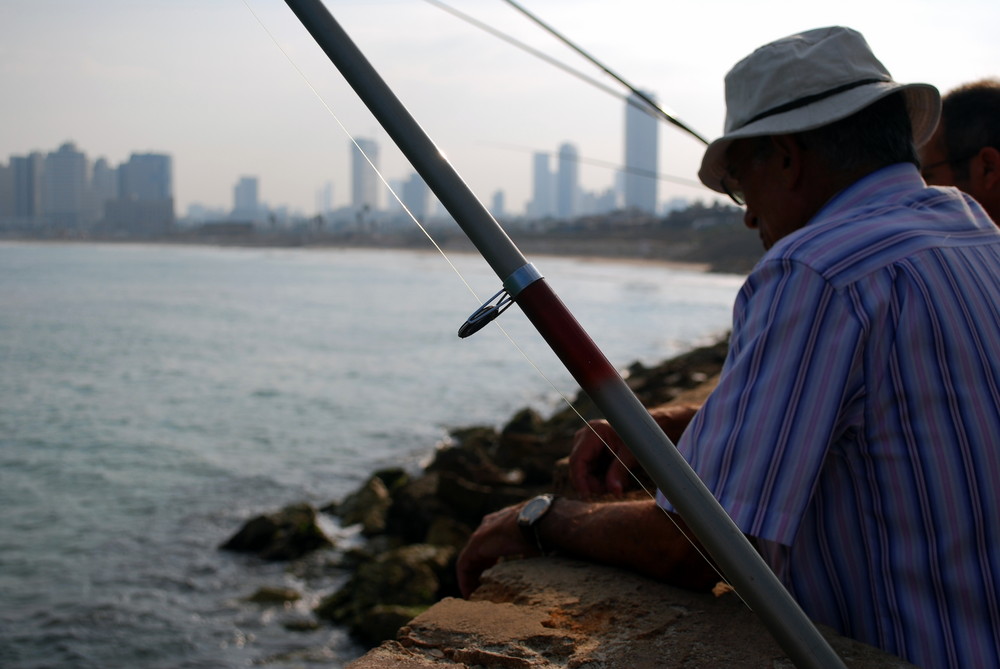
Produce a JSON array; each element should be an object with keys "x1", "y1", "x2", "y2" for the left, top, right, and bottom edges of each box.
[{"x1": 517, "y1": 493, "x2": 557, "y2": 554}]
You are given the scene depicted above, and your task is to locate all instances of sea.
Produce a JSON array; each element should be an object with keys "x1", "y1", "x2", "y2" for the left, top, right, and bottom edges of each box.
[{"x1": 0, "y1": 241, "x2": 745, "y2": 668}]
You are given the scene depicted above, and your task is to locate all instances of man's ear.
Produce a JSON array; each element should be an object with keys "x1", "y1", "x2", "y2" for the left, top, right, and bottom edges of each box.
[
  {"x1": 770, "y1": 134, "x2": 804, "y2": 189},
  {"x1": 978, "y1": 146, "x2": 1000, "y2": 191}
]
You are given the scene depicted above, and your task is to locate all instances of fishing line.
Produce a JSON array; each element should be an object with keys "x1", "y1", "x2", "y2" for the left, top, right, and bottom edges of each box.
[
  {"x1": 239, "y1": 0, "x2": 477, "y2": 300},
  {"x1": 500, "y1": 0, "x2": 709, "y2": 145},
  {"x1": 242, "y1": 0, "x2": 738, "y2": 602},
  {"x1": 421, "y1": 0, "x2": 708, "y2": 144},
  {"x1": 483, "y1": 140, "x2": 706, "y2": 190},
  {"x1": 420, "y1": 0, "x2": 690, "y2": 132}
]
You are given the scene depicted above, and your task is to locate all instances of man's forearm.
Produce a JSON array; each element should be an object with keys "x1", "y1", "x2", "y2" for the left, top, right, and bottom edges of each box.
[{"x1": 536, "y1": 497, "x2": 719, "y2": 590}]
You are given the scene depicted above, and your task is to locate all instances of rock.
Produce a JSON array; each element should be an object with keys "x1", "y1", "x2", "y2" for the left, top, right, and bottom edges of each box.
[
  {"x1": 426, "y1": 429, "x2": 522, "y2": 487},
  {"x1": 384, "y1": 472, "x2": 449, "y2": 544},
  {"x1": 335, "y1": 474, "x2": 393, "y2": 536},
  {"x1": 424, "y1": 516, "x2": 471, "y2": 549},
  {"x1": 315, "y1": 543, "x2": 457, "y2": 646},
  {"x1": 224, "y1": 338, "x2": 738, "y2": 655},
  {"x1": 355, "y1": 605, "x2": 430, "y2": 647},
  {"x1": 494, "y1": 408, "x2": 570, "y2": 485},
  {"x1": 282, "y1": 617, "x2": 321, "y2": 632},
  {"x1": 245, "y1": 586, "x2": 302, "y2": 604},
  {"x1": 220, "y1": 502, "x2": 332, "y2": 561},
  {"x1": 348, "y1": 557, "x2": 916, "y2": 668},
  {"x1": 434, "y1": 472, "x2": 533, "y2": 527}
]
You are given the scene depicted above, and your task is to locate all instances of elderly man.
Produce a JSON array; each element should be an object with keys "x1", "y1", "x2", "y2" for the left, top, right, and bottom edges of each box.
[
  {"x1": 919, "y1": 78, "x2": 1000, "y2": 224},
  {"x1": 456, "y1": 26, "x2": 1000, "y2": 668}
]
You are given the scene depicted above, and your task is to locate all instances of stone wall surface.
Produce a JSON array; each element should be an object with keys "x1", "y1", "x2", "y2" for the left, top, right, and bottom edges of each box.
[{"x1": 348, "y1": 557, "x2": 914, "y2": 669}]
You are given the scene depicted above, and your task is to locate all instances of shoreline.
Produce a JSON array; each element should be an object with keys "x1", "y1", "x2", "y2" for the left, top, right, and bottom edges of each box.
[{"x1": 1, "y1": 235, "x2": 722, "y2": 275}]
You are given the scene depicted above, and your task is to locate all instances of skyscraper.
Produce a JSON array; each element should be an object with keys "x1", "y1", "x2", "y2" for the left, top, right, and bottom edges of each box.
[
  {"x1": 90, "y1": 158, "x2": 118, "y2": 221},
  {"x1": 623, "y1": 91, "x2": 659, "y2": 214},
  {"x1": 233, "y1": 176, "x2": 260, "y2": 220},
  {"x1": 401, "y1": 172, "x2": 429, "y2": 221},
  {"x1": 491, "y1": 190, "x2": 505, "y2": 220},
  {"x1": 43, "y1": 142, "x2": 89, "y2": 229},
  {"x1": 119, "y1": 152, "x2": 172, "y2": 202},
  {"x1": 317, "y1": 181, "x2": 334, "y2": 216},
  {"x1": 352, "y1": 137, "x2": 379, "y2": 213},
  {"x1": 10, "y1": 152, "x2": 43, "y2": 221},
  {"x1": 530, "y1": 152, "x2": 554, "y2": 219},
  {"x1": 556, "y1": 143, "x2": 579, "y2": 220},
  {"x1": 0, "y1": 162, "x2": 12, "y2": 219},
  {"x1": 106, "y1": 151, "x2": 175, "y2": 234}
]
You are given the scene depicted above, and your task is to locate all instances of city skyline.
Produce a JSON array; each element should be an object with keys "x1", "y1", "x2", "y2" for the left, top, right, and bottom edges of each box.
[
  {"x1": 0, "y1": 141, "x2": 176, "y2": 233},
  {"x1": 3, "y1": 0, "x2": 998, "y2": 217},
  {"x1": 0, "y1": 134, "x2": 644, "y2": 230}
]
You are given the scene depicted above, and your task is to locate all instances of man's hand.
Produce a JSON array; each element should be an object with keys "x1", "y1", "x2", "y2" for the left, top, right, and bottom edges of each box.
[
  {"x1": 568, "y1": 419, "x2": 637, "y2": 499},
  {"x1": 456, "y1": 502, "x2": 535, "y2": 598},
  {"x1": 649, "y1": 404, "x2": 700, "y2": 444},
  {"x1": 568, "y1": 405, "x2": 701, "y2": 499}
]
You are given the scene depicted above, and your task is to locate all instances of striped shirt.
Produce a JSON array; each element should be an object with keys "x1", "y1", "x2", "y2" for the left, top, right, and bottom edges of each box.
[{"x1": 659, "y1": 163, "x2": 1000, "y2": 667}]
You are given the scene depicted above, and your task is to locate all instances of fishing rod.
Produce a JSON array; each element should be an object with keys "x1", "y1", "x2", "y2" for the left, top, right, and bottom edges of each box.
[
  {"x1": 280, "y1": 1, "x2": 844, "y2": 667},
  {"x1": 501, "y1": 0, "x2": 710, "y2": 145}
]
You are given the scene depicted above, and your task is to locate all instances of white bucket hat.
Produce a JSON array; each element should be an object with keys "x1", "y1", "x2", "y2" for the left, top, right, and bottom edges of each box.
[{"x1": 699, "y1": 26, "x2": 940, "y2": 193}]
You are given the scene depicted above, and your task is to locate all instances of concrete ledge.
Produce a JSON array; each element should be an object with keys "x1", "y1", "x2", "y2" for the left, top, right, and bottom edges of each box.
[{"x1": 348, "y1": 557, "x2": 914, "y2": 668}]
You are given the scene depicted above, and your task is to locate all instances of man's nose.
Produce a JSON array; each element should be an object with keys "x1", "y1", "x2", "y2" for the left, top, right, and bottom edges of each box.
[{"x1": 743, "y1": 209, "x2": 759, "y2": 229}]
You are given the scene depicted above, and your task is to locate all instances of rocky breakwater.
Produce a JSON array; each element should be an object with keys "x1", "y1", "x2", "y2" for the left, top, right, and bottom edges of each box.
[
  {"x1": 220, "y1": 339, "x2": 731, "y2": 650},
  {"x1": 221, "y1": 335, "x2": 917, "y2": 667}
]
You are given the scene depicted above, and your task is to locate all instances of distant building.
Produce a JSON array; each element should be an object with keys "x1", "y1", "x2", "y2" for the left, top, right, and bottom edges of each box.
[
  {"x1": 401, "y1": 172, "x2": 429, "y2": 221},
  {"x1": 11, "y1": 152, "x2": 44, "y2": 222},
  {"x1": 185, "y1": 203, "x2": 228, "y2": 223},
  {"x1": 491, "y1": 190, "x2": 505, "y2": 220},
  {"x1": 232, "y1": 176, "x2": 260, "y2": 221},
  {"x1": 580, "y1": 187, "x2": 618, "y2": 217},
  {"x1": 120, "y1": 152, "x2": 172, "y2": 202},
  {"x1": 351, "y1": 137, "x2": 379, "y2": 214},
  {"x1": 43, "y1": 142, "x2": 90, "y2": 229},
  {"x1": 90, "y1": 158, "x2": 118, "y2": 222},
  {"x1": 0, "y1": 161, "x2": 14, "y2": 220},
  {"x1": 529, "y1": 152, "x2": 554, "y2": 219},
  {"x1": 663, "y1": 196, "x2": 689, "y2": 215},
  {"x1": 106, "y1": 151, "x2": 175, "y2": 235},
  {"x1": 316, "y1": 181, "x2": 334, "y2": 217},
  {"x1": 556, "y1": 143, "x2": 579, "y2": 220},
  {"x1": 623, "y1": 91, "x2": 659, "y2": 214}
]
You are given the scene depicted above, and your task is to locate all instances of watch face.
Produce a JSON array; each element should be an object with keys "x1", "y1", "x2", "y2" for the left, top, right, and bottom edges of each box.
[{"x1": 519, "y1": 494, "x2": 553, "y2": 525}]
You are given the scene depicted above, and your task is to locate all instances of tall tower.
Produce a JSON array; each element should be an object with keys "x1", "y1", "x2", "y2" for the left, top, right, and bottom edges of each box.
[
  {"x1": 530, "y1": 152, "x2": 554, "y2": 219},
  {"x1": 233, "y1": 176, "x2": 259, "y2": 220},
  {"x1": 351, "y1": 137, "x2": 379, "y2": 213},
  {"x1": 11, "y1": 152, "x2": 44, "y2": 220},
  {"x1": 556, "y1": 143, "x2": 578, "y2": 220},
  {"x1": 401, "y1": 172, "x2": 429, "y2": 221},
  {"x1": 624, "y1": 91, "x2": 659, "y2": 214},
  {"x1": 43, "y1": 142, "x2": 90, "y2": 229},
  {"x1": 90, "y1": 158, "x2": 119, "y2": 221},
  {"x1": 316, "y1": 181, "x2": 334, "y2": 216}
]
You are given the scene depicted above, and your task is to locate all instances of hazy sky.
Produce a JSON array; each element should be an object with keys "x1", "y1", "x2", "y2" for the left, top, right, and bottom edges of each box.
[{"x1": 2, "y1": 0, "x2": 998, "y2": 217}]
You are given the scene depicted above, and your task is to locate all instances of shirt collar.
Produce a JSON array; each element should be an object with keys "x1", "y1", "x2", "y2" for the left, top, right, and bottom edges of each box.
[{"x1": 812, "y1": 163, "x2": 924, "y2": 223}]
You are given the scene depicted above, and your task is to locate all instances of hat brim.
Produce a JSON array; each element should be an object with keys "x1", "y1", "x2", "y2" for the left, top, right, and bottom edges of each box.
[{"x1": 698, "y1": 82, "x2": 940, "y2": 194}]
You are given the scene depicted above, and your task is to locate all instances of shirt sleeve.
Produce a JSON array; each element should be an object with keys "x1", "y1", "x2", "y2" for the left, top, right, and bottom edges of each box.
[{"x1": 658, "y1": 257, "x2": 864, "y2": 546}]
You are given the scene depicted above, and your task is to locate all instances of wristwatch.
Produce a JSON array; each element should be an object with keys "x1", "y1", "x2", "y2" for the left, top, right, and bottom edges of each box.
[{"x1": 517, "y1": 493, "x2": 556, "y2": 554}]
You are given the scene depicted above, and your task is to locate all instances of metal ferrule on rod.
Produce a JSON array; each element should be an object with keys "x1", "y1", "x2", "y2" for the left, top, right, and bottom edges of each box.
[
  {"x1": 502, "y1": 263, "x2": 543, "y2": 298},
  {"x1": 281, "y1": 2, "x2": 845, "y2": 666}
]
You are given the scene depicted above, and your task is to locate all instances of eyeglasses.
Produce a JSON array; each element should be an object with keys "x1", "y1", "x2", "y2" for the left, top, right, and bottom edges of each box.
[{"x1": 720, "y1": 173, "x2": 745, "y2": 207}]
